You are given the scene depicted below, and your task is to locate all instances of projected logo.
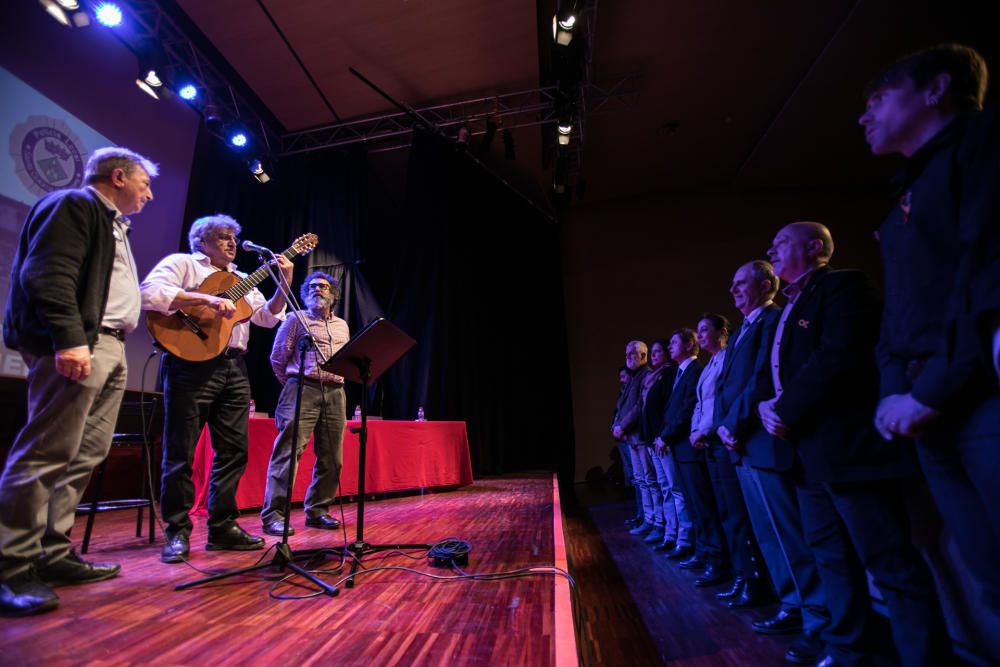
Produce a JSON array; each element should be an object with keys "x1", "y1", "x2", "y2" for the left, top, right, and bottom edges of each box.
[{"x1": 10, "y1": 116, "x2": 85, "y2": 196}]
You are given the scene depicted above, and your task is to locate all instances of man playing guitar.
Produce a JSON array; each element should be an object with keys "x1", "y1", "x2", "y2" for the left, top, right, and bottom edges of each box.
[{"x1": 141, "y1": 214, "x2": 293, "y2": 564}]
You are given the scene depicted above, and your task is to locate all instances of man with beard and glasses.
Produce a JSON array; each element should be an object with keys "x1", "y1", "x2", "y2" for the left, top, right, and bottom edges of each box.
[{"x1": 260, "y1": 272, "x2": 350, "y2": 535}]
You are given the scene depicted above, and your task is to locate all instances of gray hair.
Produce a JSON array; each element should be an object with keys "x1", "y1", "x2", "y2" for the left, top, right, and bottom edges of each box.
[
  {"x1": 746, "y1": 260, "x2": 780, "y2": 299},
  {"x1": 84, "y1": 146, "x2": 159, "y2": 184},
  {"x1": 188, "y1": 214, "x2": 241, "y2": 253}
]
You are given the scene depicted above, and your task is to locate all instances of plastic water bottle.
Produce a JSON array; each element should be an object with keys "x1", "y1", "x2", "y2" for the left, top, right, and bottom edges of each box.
[
  {"x1": 248, "y1": 400, "x2": 256, "y2": 418},
  {"x1": 416, "y1": 406, "x2": 425, "y2": 422},
  {"x1": 353, "y1": 404, "x2": 361, "y2": 420}
]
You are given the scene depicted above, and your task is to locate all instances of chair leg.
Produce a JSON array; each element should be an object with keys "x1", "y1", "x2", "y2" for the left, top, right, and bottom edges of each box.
[
  {"x1": 146, "y1": 441, "x2": 156, "y2": 543},
  {"x1": 81, "y1": 458, "x2": 108, "y2": 555},
  {"x1": 135, "y1": 442, "x2": 146, "y2": 538}
]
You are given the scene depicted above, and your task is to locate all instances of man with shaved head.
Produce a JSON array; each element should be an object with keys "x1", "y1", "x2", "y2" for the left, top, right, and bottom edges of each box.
[{"x1": 759, "y1": 222, "x2": 951, "y2": 667}]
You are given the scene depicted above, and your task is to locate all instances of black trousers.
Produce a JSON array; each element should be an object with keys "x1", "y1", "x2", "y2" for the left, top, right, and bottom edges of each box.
[
  {"x1": 676, "y1": 456, "x2": 728, "y2": 567},
  {"x1": 160, "y1": 354, "x2": 251, "y2": 538},
  {"x1": 796, "y1": 477, "x2": 951, "y2": 667},
  {"x1": 706, "y1": 443, "x2": 760, "y2": 578}
]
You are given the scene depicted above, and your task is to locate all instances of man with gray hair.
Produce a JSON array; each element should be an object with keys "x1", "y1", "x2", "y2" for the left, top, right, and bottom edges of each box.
[
  {"x1": 260, "y1": 271, "x2": 350, "y2": 535},
  {"x1": 141, "y1": 214, "x2": 293, "y2": 564},
  {"x1": 0, "y1": 146, "x2": 156, "y2": 616}
]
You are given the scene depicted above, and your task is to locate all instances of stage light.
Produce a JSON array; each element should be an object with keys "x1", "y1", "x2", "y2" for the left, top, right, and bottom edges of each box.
[
  {"x1": 557, "y1": 123, "x2": 572, "y2": 145},
  {"x1": 39, "y1": 0, "x2": 70, "y2": 25},
  {"x1": 179, "y1": 84, "x2": 198, "y2": 101},
  {"x1": 39, "y1": 0, "x2": 88, "y2": 27},
  {"x1": 135, "y1": 69, "x2": 162, "y2": 99},
  {"x1": 230, "y1": 131, "x2": 249, "y2": 148},
  {"x1": 249, "y1": 159, "x2": 270, "y2": 184},
  {"x1": 94, "y1": 2, "x2": 123, "y2": 27}
]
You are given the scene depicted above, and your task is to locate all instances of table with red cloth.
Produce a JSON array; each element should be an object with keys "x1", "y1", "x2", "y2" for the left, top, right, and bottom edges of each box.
[{"x1": 191, "y1": 418, "x2": 473, "y2": 514}]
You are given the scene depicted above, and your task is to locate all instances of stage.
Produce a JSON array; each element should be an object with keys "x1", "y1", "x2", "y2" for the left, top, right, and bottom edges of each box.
[{"x1": 0, "y1": 475, "x2": 576, "y2": 666}]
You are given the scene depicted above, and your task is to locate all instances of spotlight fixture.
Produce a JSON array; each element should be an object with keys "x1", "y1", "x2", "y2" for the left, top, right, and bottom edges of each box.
[
  {"x1": 94, "y1": 2, "x2": 123, "y2": 27},
  {"x1": 39, "y1": 0, "x2": 89, "y2": 27},
  {"x1": 557, "y1": 122, "x2": 572, "y2": 146},
  {"x1": 228, "y1": 127, "x2": 250, "y2": 149},
  {"x1": 249, "y1": 159, "x2": 270, "y2": 184},
  {"x1": 179, "y1": 84, "x2": 198, "y2": 101},
  {"x1": 135, "y1": 69, "x2": 163, "y2": 99},
  {"x1": 552, "y1": 1, "x2": 579, "y2": 46}
]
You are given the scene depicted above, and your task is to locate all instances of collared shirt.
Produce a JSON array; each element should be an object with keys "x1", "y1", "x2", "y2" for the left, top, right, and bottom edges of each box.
[
  {"x1": 673, "y1": 356, "x2": 695, "y2": 389},
  {"x1": 734, "y1": 300, "x2": 774, "y2": 347},
  {"x1": 140, "y1": 251, "x2": 284, "y2": 351},
  {"x1": 89, "y1": 186, "x2": 141, "y2": 334},
  {"x1": 270, "y1": 309, "x2": 350, "y2": 385},
  {"x1": 771, "y1": 267, "x2": 821, "y2": 396},
  {"x1": 691, "y1": 350, "x2": 724, "y2": 434}
]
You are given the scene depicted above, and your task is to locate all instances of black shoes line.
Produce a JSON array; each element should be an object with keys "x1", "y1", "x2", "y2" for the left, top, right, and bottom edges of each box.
[{"x1": 1, "y1": 550, "x2": 121, "y2": 617}]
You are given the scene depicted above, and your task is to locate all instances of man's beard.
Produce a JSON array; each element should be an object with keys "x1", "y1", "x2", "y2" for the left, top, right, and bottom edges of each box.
[{"x1": 306, "y1": 293, "x2": 335, "y2": 311}]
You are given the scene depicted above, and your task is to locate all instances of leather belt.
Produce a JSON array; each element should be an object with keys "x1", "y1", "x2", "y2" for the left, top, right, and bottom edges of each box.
[
  {"x1": 222, "y1": 347, "x2": 245, "y2": 359},
  {"x1": 99, "y1": 326, "x2": 126, "y2": 341},
  {"x1": 297, "y1": 376, "x2": 344, "y2": 387}
]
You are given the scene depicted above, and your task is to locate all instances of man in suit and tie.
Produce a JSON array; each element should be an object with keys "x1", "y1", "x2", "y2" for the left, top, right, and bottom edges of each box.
[
  {"x1": 759, "y1": 221, "x2": 951, "y2": 667},
  {"x1": 655, "y1": 329, "x2": 726, "y2": 582},
  {"x1": 716, "y1": 260, "x2": 829, "y2": 664}
]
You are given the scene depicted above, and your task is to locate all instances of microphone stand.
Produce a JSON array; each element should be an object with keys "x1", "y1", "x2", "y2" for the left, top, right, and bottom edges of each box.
[{"x1": 177, "y1": 247, "x2": 339, "y2": 595}]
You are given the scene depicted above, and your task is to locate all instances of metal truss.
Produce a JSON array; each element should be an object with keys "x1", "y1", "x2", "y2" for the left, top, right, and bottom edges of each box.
[
  {"x1": 112, "y1": 0, "x2": 284, "y2": 154},
  {"x1": 280, "y1": 75, "x2": 638, "y2": 156}
]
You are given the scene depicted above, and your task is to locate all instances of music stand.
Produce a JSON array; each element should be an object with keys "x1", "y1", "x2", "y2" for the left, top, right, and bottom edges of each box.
[{"x1": 320, "y1": 316, "x2": 428, "y2": 589}]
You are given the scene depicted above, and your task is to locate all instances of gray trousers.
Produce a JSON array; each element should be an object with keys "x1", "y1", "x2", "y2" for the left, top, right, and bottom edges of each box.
[
  {"x1": 628, "y1": 444, "x2": 660, "y2": 526},
  {"x1": 0, "y1": 335, "x2": 127, "y2": 578},
  {"x1": 650, "y1": 449, "x2": 692, "y2": 546},
  {"x1": 261, "y1": 379, "x2": 346, "y2": 525}
]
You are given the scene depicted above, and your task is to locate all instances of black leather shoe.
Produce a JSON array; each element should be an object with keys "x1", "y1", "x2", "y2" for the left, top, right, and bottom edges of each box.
[
  {"x1": 715, "y1": 576, "x2": 745, "y2": 600},
  {"x1": 206, "y1": 524, "x2": 265, "y2": 551},
  {"x1": 262, "y1": 520, "x2": 294, "y2": 537},
  {"x1": 304, "y1": 514, "x2": 341, "y2": 530},
  {"x1": 628, "y1": 522, "x2": 653, "y2": 536},
  {"x1": 694, "y1": 565, "x2": 730, "y2": 587},
  {"x1": 727, "y1": 578, "x2": 770, "y2": 608},
  {"x1": 785, "y1": 634, "x2": 824, "y2": 665},
  {"x1": 752, "y1": 608, "x2": 803, "y2": 635},
  {"x1": 665, "y1": 544, "x2": 693, "y2": 560},
  {"x1": 37, "y1": 550, "x2": 120, "y2": 586},
  {"x1": 161, "y1": 534, "x2": 190, "y2": 564},
  {"x1": 624, "y1": 514, "x2": 643, "y2": 528},
  {"x1": 0, "y1": 568, "x2": 59, "y2": 617},
  {"x1": 643, "y1": 526, "x2": 665, "y2": 544},
  {"x1": 653, "y1": 539, "x2": 676, "y2": 553},
  {"x1": 679, "y1": 554, "x2": 706, "y2": 570}
]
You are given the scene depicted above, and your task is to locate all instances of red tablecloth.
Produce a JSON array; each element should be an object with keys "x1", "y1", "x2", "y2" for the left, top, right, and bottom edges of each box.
[{"x1": 191, "y1": 418, "x2": 473, "y2": 514}]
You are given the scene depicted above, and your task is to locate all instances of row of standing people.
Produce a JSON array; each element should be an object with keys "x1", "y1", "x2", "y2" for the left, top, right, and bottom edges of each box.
[{"x1": 612, "y1": 41, "x2": 1000, "y2": 667}]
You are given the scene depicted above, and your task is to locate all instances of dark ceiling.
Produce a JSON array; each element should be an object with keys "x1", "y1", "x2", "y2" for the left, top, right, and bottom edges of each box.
[{"x1": 170, "y1": 0, "x2": 997, "y2": 207}]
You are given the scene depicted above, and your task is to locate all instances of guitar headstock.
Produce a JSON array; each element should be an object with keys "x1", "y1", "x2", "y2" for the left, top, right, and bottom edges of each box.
[{"x1": 292, "y1": 233, "x2": 319, "y2": 256}]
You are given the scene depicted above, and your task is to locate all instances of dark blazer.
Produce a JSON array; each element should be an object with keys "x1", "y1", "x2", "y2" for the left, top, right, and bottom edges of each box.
[
  {"x1": 639, "y1": 365, "x2": 677, "y2": 444},
  {"x1": 613, "y1": 366, "x2": 649, "y2": 446},
  {"x1": 3, "y1": 188, "x2": 117, "y2": 356},
  {"x1": 773, "y1": 265, "x2": 918, "y2": 482},
  {"x1": 713, "y1": 304, "x2": 792, "y2": 470},
  {"x1": 658, "y1": 360, "x2": 704, "y2": 463}
]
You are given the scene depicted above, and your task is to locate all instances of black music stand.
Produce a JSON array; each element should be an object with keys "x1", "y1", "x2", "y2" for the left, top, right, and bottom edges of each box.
[{"x1": 319, "y1": 316, "x2": 427, "y2": 589}]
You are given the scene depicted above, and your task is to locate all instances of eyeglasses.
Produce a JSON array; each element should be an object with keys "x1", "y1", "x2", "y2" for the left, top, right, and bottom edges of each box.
[{"x1": 307, "y1": 283, "x2": 331, "y2": 291}]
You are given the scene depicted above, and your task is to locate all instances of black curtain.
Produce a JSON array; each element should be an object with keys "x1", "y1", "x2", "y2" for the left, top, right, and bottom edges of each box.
[
  {"x1": 374, "y1": 129, "x2": 575, "y2": 481},
  {"x1": 181, "y1": 127, "x2": 381, "y2": 415},
  {"x1": 182, "y1": 126, "x2": 575, "y2": 482}
]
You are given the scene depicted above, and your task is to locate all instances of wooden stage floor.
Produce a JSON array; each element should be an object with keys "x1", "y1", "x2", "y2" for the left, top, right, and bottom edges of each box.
[{"x1": 0, "y1": 475, "x2": 574, "y2": 666}]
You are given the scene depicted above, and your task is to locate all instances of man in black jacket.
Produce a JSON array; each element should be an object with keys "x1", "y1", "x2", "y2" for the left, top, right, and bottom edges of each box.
[
  {"x1": 760, "y1": 221, "x2": 950, "y2": 667},
  {"x1": 716, "y1": 260, "x2": 829, "y2": 663},
  {"x1": 860, "y1": 43, "x2": 1000, "y2": 617},
  {"x1": 0, "y1": 147, "x2": 157, "y2": 617}
]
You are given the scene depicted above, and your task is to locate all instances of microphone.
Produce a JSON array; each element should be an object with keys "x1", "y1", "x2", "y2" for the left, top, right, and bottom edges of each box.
[{"x1": 241, "y1": 240, "x2": 272, "y2": 254}]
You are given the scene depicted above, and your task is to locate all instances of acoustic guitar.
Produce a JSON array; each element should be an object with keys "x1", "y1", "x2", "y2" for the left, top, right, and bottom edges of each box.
[{"x1": 146, "y1": 233, "x2": 319, "y2": 361}]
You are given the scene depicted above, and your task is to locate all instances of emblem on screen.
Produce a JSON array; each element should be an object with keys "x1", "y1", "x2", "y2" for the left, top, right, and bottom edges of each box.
[{"x1": 9, "y1": 115, "x2": 85, "y2": 196}]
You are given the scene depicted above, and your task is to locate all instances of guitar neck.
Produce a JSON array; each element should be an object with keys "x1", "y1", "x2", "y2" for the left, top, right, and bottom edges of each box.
[{"x1": 220, "y1": 246, "x2": 299, "y2": 301}]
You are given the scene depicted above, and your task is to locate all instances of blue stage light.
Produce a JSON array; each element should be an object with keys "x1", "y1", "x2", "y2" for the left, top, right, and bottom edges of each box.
[
  {"x1": 94, "y1": 2, "x2": 123, "y2": 27},
  {"x1": 230, "y1": 132, "x2": 248, "y2": 148},
  {"x1": 179, "y1": 85, "x2": 198, "y2": 101}
]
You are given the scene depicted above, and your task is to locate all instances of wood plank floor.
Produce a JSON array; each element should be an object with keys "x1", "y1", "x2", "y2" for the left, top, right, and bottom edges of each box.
[
  {"x1": 0, "y1": 476, "x2": 562, "y2": 666},
  {"x1": 563, "y1": 482, "x2": 791, "y2": 666}
]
